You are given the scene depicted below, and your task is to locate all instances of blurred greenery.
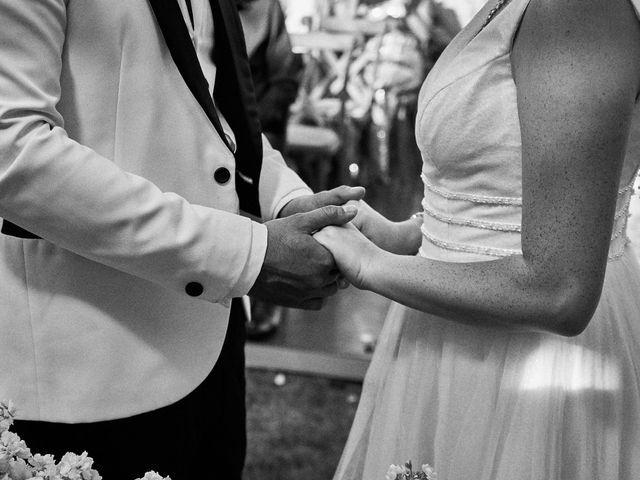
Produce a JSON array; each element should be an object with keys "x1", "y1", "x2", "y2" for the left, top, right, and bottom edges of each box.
[{"x1": 245, "y1": 369, "x2": 362, "y2": 480}]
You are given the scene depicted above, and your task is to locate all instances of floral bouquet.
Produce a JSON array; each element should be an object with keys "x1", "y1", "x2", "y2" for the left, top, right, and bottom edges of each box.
[
  {"x1": 386, "y1": 461, "x2": 437, "y2": 480},
  {"x1": 0, "y1": 400, "x2": 170, "y2": 480}
]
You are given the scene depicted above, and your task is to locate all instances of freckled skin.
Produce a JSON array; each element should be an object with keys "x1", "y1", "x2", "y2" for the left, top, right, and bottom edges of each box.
[{"x1": 314, "y1": 0, "x2": 640, "y2": 336}]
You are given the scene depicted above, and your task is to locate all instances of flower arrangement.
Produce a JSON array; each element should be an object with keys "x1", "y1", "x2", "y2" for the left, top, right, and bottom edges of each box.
[
  {"x1": 386, "y1": 461, "x2": 437, "y2": 480},
  {"x1": 0, "y1": 401, "x2": 170, "y2": 480}
]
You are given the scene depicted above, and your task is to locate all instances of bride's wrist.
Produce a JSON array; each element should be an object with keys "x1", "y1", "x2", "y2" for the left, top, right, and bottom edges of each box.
[
  {"x1": 387, "y1": 217, "x2": 422, "y2": 255},
  {"x1": 361, "y1": 247, "x2": 394, "y2": 291}
]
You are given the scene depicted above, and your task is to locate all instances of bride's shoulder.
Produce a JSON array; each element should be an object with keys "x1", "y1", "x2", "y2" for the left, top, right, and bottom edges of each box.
[
  {"x1": 523, "y1": 0, "x2": 640, "y2": 26},
  {"x1": 515, "y1": 0, "x2": 640, "y2": 60},
  {"x1": 513, "y1": 0, "x2": 640, "y2": 99}
]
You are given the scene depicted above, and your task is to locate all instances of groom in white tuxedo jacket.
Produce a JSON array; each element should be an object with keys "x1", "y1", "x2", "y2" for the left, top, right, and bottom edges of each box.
[{"x1": 0, "y1": 0, "x2": 361, "y2": 477}]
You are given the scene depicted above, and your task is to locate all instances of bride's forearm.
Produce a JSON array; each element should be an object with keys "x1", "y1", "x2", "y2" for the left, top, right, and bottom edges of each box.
[
  {"x1": 364, "y1": 252, "x2": 597, "y2": 336},
  {"x1": 384, "y1": 219, "x2": 423, "y2": 255},
  {"x1": 354, "y1": 201, "x2": 422, "y2": 255}
]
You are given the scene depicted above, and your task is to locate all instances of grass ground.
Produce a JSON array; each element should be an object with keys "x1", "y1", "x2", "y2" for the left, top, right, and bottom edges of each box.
[{"x1": 245, "y1": 369, "x2": 362, "y2": 480}]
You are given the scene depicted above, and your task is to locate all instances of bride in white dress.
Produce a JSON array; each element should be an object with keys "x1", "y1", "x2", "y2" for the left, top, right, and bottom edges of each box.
[{"x1": 315, "y1": 0, "x2": 640, "y2": 478}]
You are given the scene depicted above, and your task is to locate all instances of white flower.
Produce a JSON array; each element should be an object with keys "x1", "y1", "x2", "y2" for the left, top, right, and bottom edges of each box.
[
  {"x1": 29, "y1": 453, "x2": 57, "y2": 478},
  {"x1": 135, "y1": 471, "x2": 171, "y2": 480},
  {"x1": 0, "y1": 402, "x2": 16, "y2": 434},
  {"x1": 0, "y1": 431, "x2": 31, "y2": 459},
  {"x1": 0, "y1": 454, "x2": 10, "y2": 474},
  {"x1": 57, "y1": 451, "x2": 99, "y2": 480},
  {"x1": 386, "y1": 464, "x2": 408, "y2": 480},
  {"x1": 80, "y1": 469, "x2": 102, "y2": 480},
  {"x1": 421, "y1": 464, "x2": 437, "y2": 480},
  {"x1": 8, "y1": 457, "x2": 33, "y2": 480}
]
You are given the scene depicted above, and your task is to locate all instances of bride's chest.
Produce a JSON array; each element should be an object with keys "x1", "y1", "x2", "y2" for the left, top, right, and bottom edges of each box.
[{"x1": 416, "y1": 49, "x2": 523, "y2": 199}]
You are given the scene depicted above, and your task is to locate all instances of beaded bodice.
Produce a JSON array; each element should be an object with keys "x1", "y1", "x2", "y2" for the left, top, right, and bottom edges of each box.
[{"x1": 416, "y1": 0, "x2": 640, "y2": 263}]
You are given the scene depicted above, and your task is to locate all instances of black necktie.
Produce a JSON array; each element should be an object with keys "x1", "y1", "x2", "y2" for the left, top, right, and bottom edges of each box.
[
  {"x1": 208, "y1": 0, "x2": 263, "y2": 218},
  {"x1": 171, "y1": 0, "x2": 263, "y2": 217}
]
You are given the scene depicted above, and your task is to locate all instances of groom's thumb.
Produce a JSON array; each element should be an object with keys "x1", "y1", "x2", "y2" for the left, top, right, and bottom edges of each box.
[{"x1": 298, "y1": 204, "x2": 358, "y2": 233}]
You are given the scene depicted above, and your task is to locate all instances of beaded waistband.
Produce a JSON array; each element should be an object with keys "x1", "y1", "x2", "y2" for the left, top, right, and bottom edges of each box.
[{"x1": 419, "y1": 174, "x2": 636, "y2": 261}]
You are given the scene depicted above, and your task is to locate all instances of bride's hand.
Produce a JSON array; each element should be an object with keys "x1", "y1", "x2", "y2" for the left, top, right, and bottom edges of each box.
[
  {"x1": 349, "y1": 200, "x2": 422, "y2": 255},
  {"x1": 313, "y1": 222, "x2": 383, "y2": 289}
]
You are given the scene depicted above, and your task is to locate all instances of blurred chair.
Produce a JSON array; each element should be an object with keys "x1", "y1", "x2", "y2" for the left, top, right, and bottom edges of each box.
[
  {"x1": 287, "y1": 123, "x2": 341, "y2": 192},
  {"x1": 287, "y1": 17, "x2": 365, "y2": 189}
]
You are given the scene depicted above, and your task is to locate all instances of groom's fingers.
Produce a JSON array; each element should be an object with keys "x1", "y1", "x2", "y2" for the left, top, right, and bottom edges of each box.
[
  {"x1": 312, "y1": 185, "x2": 365, "y2": 208},
  {"x1": 337, "y1": 276, "x2": 350, "y2": 289},
  {"x1": 297, "y1": 204, "x2": 358, "y2": 233},
  {"x1": 317, "y1": 281, "x2": 339, "y2": 297},
  {"x1": 298, "y1": 297, "x2": 325, "y2": 310}
]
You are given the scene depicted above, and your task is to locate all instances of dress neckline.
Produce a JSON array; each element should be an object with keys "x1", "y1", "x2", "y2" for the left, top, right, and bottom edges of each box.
[
  {"x1": 473, "y1": 0, "x2": 516, "y2": 39},
  {"x1": 432, "y1": 0, "x2": 523, "y2": 72}
]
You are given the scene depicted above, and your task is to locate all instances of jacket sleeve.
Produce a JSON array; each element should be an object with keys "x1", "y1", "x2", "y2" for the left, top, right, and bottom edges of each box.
[
  {"x1": 258, "y1": 134, "x2": 312, "y2": 221},
  {"x1": 0, "y1": 0, "x2": 267, "y2": 304}
]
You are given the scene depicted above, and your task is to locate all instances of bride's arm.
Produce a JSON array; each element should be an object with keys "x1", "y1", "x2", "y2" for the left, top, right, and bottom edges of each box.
[
  {"x1": 347, "y1": 199, "x2": 423, "y2": 255},
  {"x1": 316, "y1": 0, "x2": 640, "y2": 336}
]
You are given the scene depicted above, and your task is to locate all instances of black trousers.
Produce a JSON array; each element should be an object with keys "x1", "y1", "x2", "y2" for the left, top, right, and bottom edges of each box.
[{"x1": 14, "y1": 299, "x2": 247, "y2": 480}]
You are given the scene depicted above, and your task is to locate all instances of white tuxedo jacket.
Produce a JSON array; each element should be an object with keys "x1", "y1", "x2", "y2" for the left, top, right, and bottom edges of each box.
[{"x1": 0, "y1": 0, "x2": 310, "y2": 422}]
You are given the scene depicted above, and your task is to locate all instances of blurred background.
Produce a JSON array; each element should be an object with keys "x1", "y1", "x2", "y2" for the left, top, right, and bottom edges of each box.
[{"x1": 239, "y1": 1, "x2": 479, "y2": 479}]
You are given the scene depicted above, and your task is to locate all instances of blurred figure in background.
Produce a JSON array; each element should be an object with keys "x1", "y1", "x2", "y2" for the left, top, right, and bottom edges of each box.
[
  {"x1": 238, "y1": 0, "x2": 305, "y2": 339},
  {"x1": 420, "y1": 0, "x2": 461, "y2": 63},
  {"x1": 338, "y1": 0, "x2": 462, "y2": 186},
  {"x1": 438, "y1": 0, "x2": 485, "y2": 26},
  {"x1": 237, "y1": 0, "x2": 304, "y2": 153},
  {"x1": 361, "y1": 0, "x2": 461, "y2": 64}
]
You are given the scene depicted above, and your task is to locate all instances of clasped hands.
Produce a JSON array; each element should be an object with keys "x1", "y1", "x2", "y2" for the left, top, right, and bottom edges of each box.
[
  {"x1": 249, "y1": 186, "x2": 422, "y2": 309},
  {"x1": 248, "y1": 185, "x2": 363, "y2": 310}
]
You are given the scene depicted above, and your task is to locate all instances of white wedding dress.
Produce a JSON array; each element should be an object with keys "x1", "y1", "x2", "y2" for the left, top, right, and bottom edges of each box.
[{"x1": 333, "y1": 1, "x2": 640, "y2": 479}]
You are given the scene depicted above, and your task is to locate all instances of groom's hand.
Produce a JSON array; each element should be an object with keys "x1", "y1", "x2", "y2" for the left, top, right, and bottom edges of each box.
[
  {"x1": 278, "y1": 185, "x2": 366, "y2": 218},
  {"x1": 249, "y1": 204, "x2": 358, "y2": 310}
]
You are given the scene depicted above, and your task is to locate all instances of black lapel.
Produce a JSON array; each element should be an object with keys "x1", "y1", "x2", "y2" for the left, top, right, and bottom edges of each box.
[
  {"x1": 148, "y1": 0, "x2": 263, "y2": 217},
  {"x1": 210, "y1": 0, "x2": 263, "y2": 217},
  {"x1": 147, "y1": 0, "x2": 229, "y2": 146}
]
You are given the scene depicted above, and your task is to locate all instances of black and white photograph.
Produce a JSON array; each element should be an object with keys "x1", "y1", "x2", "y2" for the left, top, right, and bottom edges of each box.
[{"x1": 0, "y1": 0, "x2": 639, "y2": 478}]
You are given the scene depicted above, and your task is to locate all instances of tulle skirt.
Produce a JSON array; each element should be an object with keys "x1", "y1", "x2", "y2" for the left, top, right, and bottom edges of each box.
[{"x1": 334, "y1": 247, "x2": 640, "y2": 480}]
